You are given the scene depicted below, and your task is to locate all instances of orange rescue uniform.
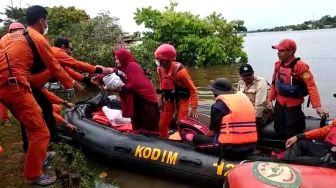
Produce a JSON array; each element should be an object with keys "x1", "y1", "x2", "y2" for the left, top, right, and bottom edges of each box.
[
  {"x1": 52, "y1": 47, "x2": 96, "y2": 73},
  {"x1": 269, "y1": 57, "x2": 321, "y2": 108},
  {"x1": 157, "y1": 62, "x2": 198, "y2": 138},
  {"x1": 304, "y1": 119, "x2": 336, "y2": 141},
  {"x1": 29, "y1": 66, "x2": 84, "y2": 88},
  {"x1": 0, "y1": 27, "x2": 74, "y2": 179},
  {"x1": 28, "y1": 47, "x2": 95, "y2": 88},
  {"x1": 41, "y1": 88, "x2": 66, "y2": 125},
  {"x1": 63, "y1": 66, "x2": 85, "y2": 81}
]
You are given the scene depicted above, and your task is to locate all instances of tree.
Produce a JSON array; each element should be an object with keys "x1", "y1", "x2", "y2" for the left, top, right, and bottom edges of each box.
[
  {"x1": 68, "y1": 11, "x2": 124, "y2": 66},
  {"x1": 47, "y1": 6, "x2": 90, "y2": 38},
  {"x1": 133, "y1": 2, "x2": 247, "y2": 67},
  {"x1": 319, "y1": 15, "x2": 333, "y2": 26},
  {"x1": 1, "y1": 6, "x2": 26, "y2": 25},
  {"x1": 0, "y1": 6, "x2": 26, "y2": 37},
  {"x1": 0, "y1": 5, "x2": 124, "y2": 67},
  {"x1": 231, "y1": 20, "x2": 247, "y2": 33}
]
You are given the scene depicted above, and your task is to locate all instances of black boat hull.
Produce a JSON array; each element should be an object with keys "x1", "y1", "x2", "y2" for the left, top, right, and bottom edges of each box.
[
  {"x1": 64, "y1": 103, "x2": 324, "y2": 187},
  {"x1": 64, "y1": 104, "x2": 238, "y2": 187}
]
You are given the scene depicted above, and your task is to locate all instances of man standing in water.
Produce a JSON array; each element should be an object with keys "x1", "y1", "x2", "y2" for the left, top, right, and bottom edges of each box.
[{"x1": 268, "y1": 38, "x2": 328, "y2": 139}]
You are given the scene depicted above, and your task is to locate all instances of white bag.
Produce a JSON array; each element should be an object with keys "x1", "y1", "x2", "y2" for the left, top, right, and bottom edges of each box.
[
  {"x1": 103, "y1": 73, "x2": 125, "y2": 91},
  {"x1": 102, "y1": 106, "x2": 131, "y2": 126}
]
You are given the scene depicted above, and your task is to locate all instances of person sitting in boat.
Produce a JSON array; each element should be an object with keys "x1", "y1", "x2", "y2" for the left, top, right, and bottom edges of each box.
[
  {"x1": 237, "y1": 64, "x2": 273, "y2": 128},
  {"x1": 192, "y1": 78, "x2": 257, "y2": 157},
  {"x1": 155, "y1": 44, "x2": 199, "y2": 138},
  {"x1": 282, "y1": 118, "x2": 336, "y2": 161},
  {"x1": 111, "y1": 48, "x2": 160, "y2": 136}
]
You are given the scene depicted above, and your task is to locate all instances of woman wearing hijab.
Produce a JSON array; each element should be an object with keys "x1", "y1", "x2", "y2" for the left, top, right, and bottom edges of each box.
[{"x1": 113, "y1": 48, "x2": 159, "y2": 136}]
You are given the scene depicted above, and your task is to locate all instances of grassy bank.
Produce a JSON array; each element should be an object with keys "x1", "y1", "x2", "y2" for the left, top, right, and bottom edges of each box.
[{"x1": 0, "y1": 116, "x2": 115, "y2": 188}]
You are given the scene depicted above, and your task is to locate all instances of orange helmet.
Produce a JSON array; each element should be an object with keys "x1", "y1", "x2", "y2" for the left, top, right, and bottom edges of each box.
[
  {"x1": 154, "y1": 44, "x2": 176, "y2": 61},
  {"x1": 8, "y1": 22, "x2": 25, "y2": 32}
]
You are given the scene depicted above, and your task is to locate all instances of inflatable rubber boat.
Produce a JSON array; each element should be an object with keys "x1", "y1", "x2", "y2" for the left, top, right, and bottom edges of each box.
[
  {"x1": 63, "y1": 101, "x2": 326, "y2": 187},
  {"x1": 225, "y1": 160, "x2": 336, "y2": 188}
]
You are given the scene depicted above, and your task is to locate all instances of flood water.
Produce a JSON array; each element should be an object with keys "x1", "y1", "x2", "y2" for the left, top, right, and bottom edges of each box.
[
  {"x1": 79, "y1": 29, "x2": 336, "y2": 188},
  {"x1": 190, "y1": 28, "x2": 336, "y2": 118}
]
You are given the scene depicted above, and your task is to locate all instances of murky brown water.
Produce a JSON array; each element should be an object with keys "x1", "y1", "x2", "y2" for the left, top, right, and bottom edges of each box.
[{"x1": 72, "y1": 29, "x2": 336, "y2": 188}]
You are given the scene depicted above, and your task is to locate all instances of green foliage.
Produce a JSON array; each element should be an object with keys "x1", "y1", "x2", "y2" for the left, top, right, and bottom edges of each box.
[
  {"x1": 1, "y1": 6, "x2": 26, "y2": 26},
  {"x1": 52, "y1": 142, "x2": 96, "y2": 188},
  {"x1": 131, "y1": 39, "x2": 159, "y2": 78},
  {"x1": 67, "y1": 11, "x2": 124, "y2": 66},
  {"x1": 1, "y1": 5, "x2": 124, "y2": 67},
  {"x1": 46, "y1": 6, "x2": 124, "y2": 66},
  {"x1": 133, "y1": 2, "x2": 247, "y2": 66},
  {"x1": 0, "y1": 6, "x2": 26, "y2": 37},
  {"x1": 47, "y1": 6, "x2": 90, "y2": 39},
  {"x1": 231, "y1": 20, "x2": 247, "y2": 32},
  {"x1": 0, "y1": 27, "x2": 6, "y2": 38}
]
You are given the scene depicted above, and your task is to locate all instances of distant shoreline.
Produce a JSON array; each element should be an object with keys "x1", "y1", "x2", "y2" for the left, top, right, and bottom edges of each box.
[{"x1": 246, "y1": 27, "x2": 336, "y2": 34}]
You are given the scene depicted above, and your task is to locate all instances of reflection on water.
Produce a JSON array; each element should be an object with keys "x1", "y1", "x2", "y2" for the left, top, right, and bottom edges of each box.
[
  {"x1": 69, "y1": 29, "x2": 336, "y2": 188},
  {"x1": 188, "y1": 64, "x2": 241, "y2": 104},
  {"x1": 95, "y1": 180, "x2": 118, "y2": 188},
  {"x1": 95, "y1": 168, "x2": 205, "y2": 188}
]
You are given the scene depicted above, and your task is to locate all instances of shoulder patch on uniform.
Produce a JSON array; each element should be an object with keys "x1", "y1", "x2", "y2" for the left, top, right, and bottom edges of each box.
[
  {"x1": 252, "y1": 161, "x2": 302, "y2": 188},
  {"x1": 302, "y1": 72, "x2": 311, "y2": 79}
]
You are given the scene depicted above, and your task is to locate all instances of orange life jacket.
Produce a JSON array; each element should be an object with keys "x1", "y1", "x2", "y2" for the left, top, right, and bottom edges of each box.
[
  {"x1": 217, "y1": 92, "x2": 257, "y2": 144},
  {"x1": 274, "y1": 58, "x2": 308, "y2": 98},
  {"x1": 325, "y1": 126, "x2": 336, "y2": 145},
  {"x1": 157, "y1": 62, "x2": 183, "y2": 90},
  {"x1": 157, "y1": 62, "x2": 189, "y2": 100}
]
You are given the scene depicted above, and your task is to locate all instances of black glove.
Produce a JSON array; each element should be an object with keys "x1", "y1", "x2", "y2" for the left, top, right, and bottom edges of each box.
[
  {"x1": 94, "y1": 67, "x2": 103, "y2": 74},
  {"x1": 81, "y1": 76, "x2": 92, "y2": 86}
]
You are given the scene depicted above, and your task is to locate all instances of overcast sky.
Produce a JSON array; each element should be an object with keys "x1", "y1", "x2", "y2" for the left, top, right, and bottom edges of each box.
[{"x1": 1, "y1": 0, "x2": 335, "y2": 33}]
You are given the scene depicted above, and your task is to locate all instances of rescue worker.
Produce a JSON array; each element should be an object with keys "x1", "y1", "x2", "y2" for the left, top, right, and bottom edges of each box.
[
  {"x1": 5, "y1": 21, "x2": 63, "y2": 148},
  {"x1": 155, "y1": 44, "x2": 199, "y2": 138},
  {"x1": 192, "y1": 78, "x2": 257, "y2": 157},
  {"x1": 8, "y1": 22, "x2": 25, "y2": 33},
  {"x1": 0, "y1": 5, "x2": 82, "y2": 186},
  {"x1": 269, "y1": 39, "x2": 328, "y2": 139},
  {"x1": 283, "y1": 119, "x2": 336, "y2": 160},
  {"x1": 20, "y1": 87, "x2": 77, "y2": 153},
  {"x1": 52, "y1": 37, "x2": 106, "y2": 83},
  {"x1": 22, "y1": 37, "x2": 101, "y2": 151},
  {"x1": 29, "y1": 37, "x2": 106, "y2": 88},
  {"x1": 237, "y1": 64, "x2": 273, "y2": 128},
  {"x1": 0, "y1": 22, "x2": 26, "y2": 126},
  {"x1": 23, "y1": 37, "x2": 97, "y2": 151},
  {"x1": 5, "y1": 23, "x2": 66, "y2": 162}
]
